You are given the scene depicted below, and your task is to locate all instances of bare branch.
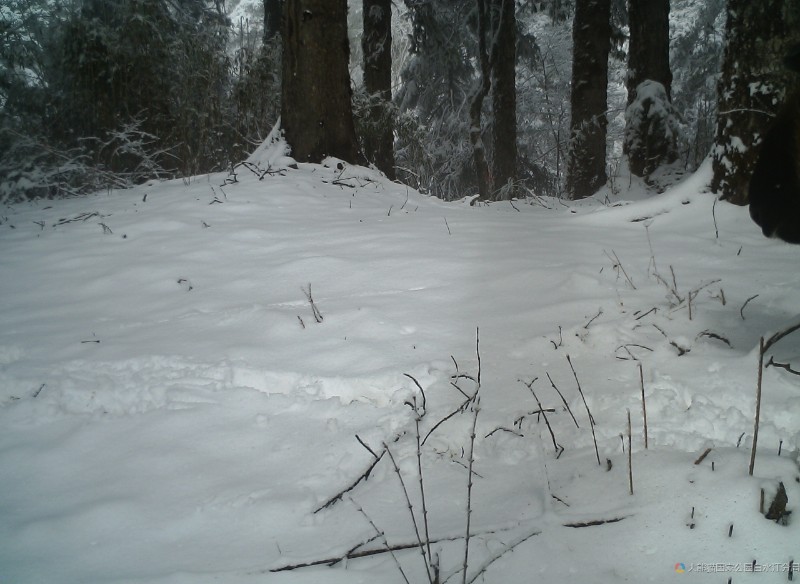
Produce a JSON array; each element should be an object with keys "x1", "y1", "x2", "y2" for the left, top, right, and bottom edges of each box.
[
  {"x1": 567, "y1": 355, "x2": 600, "y2": 465},
  {"x1": 521, "y1": 378, "x2": 562, "y2": 456},
  {"x1": 314, "y1": 448, "x2": 386, "y2": 513},
  {"x1": 740, "y1": 294, "x2": 758, "y2": 320},
  {"x1": 546, "y1": 372, "x2": 579, "y2": 428},
  {"x1": 404, "y1": 373, "x2": 427, "y2": 413}
]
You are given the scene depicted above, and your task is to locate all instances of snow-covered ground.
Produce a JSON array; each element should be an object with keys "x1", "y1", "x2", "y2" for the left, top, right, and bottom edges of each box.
[{"x1": 1, "y1": 139, "x2": 799, "y2": 583}]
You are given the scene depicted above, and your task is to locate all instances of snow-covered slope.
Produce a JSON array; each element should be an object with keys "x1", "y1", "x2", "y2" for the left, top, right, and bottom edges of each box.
[{"x1": 1, "y1": 145, "x2": 798, "y2": 583}]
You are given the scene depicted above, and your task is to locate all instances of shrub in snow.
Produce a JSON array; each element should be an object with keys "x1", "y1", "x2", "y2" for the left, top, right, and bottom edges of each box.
[
  {"x1": 623, "y1": 80, "x2": 682, "y2": 183},
  {"x1": 0, "y1": 121, "x2": 170, "y2": 203}
]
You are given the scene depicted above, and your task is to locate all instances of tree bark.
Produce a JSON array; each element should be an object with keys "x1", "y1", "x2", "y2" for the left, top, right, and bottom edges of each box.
[
  {"x1": 624, "y1": 0, "x2": 676, "y2": 180},
  {"x1": 710, "y1": 0, "x2": 800, "y2": 205},
  {"x1": 626, "y1": 0, "x2": 671, "y2": 104},
  {"x1": 565, "y1": 0, "x2": 611, "y2": 200},
  {"x1": 362, "y1": 0, "x2": 395, "y2": 179},
  {"x1": 281, "y1": 0, "x2": 360, "y2": 164},
  {"x1": 470, "y1": 0, "x2": 495, "y2": 201},
  {"x1": 264, "y1": 0, "x2": 282, "y2": 42},
  {"x1": 491, "y1": 0, "x2": 517, "y2": 197}
]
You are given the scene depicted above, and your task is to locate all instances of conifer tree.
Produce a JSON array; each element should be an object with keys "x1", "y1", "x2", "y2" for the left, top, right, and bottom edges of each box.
[
  {"x1": 490, "y1": 0, "x2": 517, "y2": 197},
  {"x1": 566, "y1": 0, "x2": 611, "y2": 200},
  {"x1": 282, "y1": 0, "x2": 360, "y2": 164},
  {"x1": 623, "y1": 0, "x2": 679, "y2": 183}
]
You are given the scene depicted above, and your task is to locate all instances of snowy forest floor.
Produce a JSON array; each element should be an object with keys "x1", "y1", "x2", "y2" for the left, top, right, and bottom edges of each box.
[{"x1": 1, "y1": 140, "x2": 799, "y2": 583}]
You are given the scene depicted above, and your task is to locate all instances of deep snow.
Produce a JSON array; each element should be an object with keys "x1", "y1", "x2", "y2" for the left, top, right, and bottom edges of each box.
[{"x1": 1, "y1": 139, "x2": 799, "y2": 583}]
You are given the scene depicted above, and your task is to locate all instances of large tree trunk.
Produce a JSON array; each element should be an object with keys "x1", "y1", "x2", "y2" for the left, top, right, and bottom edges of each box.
[
  {"x1": 626, "y1": 0, "x2": 671, "y2": 104},
  {"x1": 362, "y1": 0, "x2": 395, "y2": 180},
  {"x1": 711, "y1": 0, "x2": 800, "y2": 205},
  {"x1": 565, "y1": 0, "x2": 611, "y2": 200},
  {"x1": 491, "y1": 0, "x2": 517, "y2": 197},
  {"x1": 281, "y1": 0, "x2": 360, "y2": 164}
]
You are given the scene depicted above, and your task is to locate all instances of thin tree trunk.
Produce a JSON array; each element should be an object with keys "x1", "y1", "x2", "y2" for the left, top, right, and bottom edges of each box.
[
  {"x1": 264, "y1": 0, "x2": 281, "y2": 42},
  {"x1": 470, "y1": 0, "x2": 494, "y2": 201},
  {"x1": 362, "y1": 0, "x2": 395, "y2": 180},
  {"x1": 491, "y1": 0, "x2": 517, "y2": 198}
]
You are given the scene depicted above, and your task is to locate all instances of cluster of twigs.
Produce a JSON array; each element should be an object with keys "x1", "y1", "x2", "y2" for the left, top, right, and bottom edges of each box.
[
  {"x1": 281, "y1": 329, "x2": 554, "y2": 583},
  {"x1": 222, "y1": 160, "x2": 286, "y2": 185},
  {"x1": 53, "y1": 211, "x2": 102, "y2": 226},
  {"x1": 505, "y1": 353, "x2": 601, "y2": 468},
  {"x1": 281, "y1": 320, "x2": 672, "y2": 581}
]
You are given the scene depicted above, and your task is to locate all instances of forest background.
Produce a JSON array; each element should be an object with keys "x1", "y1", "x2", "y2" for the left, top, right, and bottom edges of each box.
[{"x1": 0, "y1": 0, "x2": 796, "y2": 205}]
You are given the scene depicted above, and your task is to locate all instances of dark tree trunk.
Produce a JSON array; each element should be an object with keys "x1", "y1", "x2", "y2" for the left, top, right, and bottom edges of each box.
[
  {"x1": 565, "y1": 0, "x2": 611, "y2": 200},
  {"x1": 626, "y1": 0, "x2": 671, "y2": 104},
  {"x1": 281, "y1": 0, "x2": 360, "y2": 164},
  {"x1": 711, "y1": 0, "x2": 800, "y2": 205},
  {"x1": 491, "y1": 0, "x2": 517, "y2": 197},
  {"x1": 624, "y1": 0, "x2": 676, "y2": 180},
  {"x1": 470, "y1": 0, "x2": 494, "y2": 201},
  {"x1": 362, "y1": 0, "x2": 395, "y2": 180},
  {"x1": 264, "y1": 0, "x2": 282, "y2": 42}
]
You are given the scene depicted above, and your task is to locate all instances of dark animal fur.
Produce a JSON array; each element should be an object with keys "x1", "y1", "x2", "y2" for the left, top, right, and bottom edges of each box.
[{"x1": 748, "y1": 44, "x2": 800, "y2": 243}]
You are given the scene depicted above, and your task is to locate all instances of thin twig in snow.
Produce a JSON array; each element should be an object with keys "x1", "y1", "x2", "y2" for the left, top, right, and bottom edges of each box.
[
  {"x1": 696, "y1": 330, "x2": 732, "y2": 347},
  {"x1": 567, "y1": 355, "x2": 600, "y2": 465},
  {"x1": 740, "y1": 294, "x2": 758, "y2": 320},
  {"x1": 355, "y1": 434, "x2": 379, "y2": 459},
  {"x1": 405, "y1": 373, "x2": 427, "y2": 413},
  {"x1": 694, "y1": 448, "x2": 712, "y2": 465},
  {"x1": 461, "y1": 396, "x2": 480, "y2": 584},
  {"x1": 521, "y1": 378, "x2": 562, "y2": 456},
  {"x1": 712, "y1": 197, "x2": 719, "y2": 239},
  {"x1": 584, "y1": 308, "x2": 603, "y2": 329},
  {"x1": 484, "y1": 426, "x2": 524, "y2": 439},
  {"x1": 563, "y1": 516, "x2": 627, "y2": 528},
  {"x1": 450, "y1": 381, "x2": 472, "y2": 400},
  {"x1": 766, "y1": 357, "x2": 800, "y2": 376},
  {"x1": 302, "y1": 284, "x2": 323, "y2": 323},
  {"x1": 547, "y1": 371, "x2": 579, "y2": 428},
  {"x1": 652, "y1": 324, "x2": 690, "y2": 356},
  {"x1": 475, "y1": 327, "x2": 481, "y2": 386},
  {"x1": 750, "y1": 337, "x2": 765, "y2": 476},
  {"x1": 314, "y1": 448, "x2": 386, "y2": 513},
  {"x1": 604, "y1": 249, "x2": 636, "y2": 289},
  {"x1": 634, "y1": 307, "x2": 657, "y2": 320},
  {"x1": 413, "y1": 396, "x2": 433, "y2": 572},
  {"x1": 385, "y1": 444, "x2": 433, "y2": 583},
  {"x1": 639, "y1": 363, "x2": 648, "y2": 449},
  {"x1": 350, "y1": 499, "x2": 412, "y2": 584},
  {"x1": 464, "y1": 528, "x2": 541, "y2": 584},
  {"x1": 422, "y1": 397, "x2": 472, "y2": 445},
  {"x1": 763, "y1": 320, "x2": 800, "y2": 353},
  {"x1": 627, "y1": 409, "x2": 633, "y2": 495}
]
